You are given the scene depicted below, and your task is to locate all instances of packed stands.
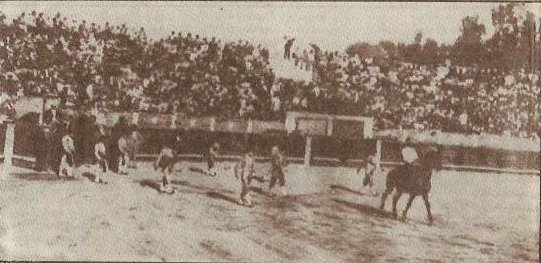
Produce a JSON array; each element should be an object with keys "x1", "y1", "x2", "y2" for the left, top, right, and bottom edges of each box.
[
  {"x1": 284, "y1": 45, "x2": 540, "y2": 139},
  {"x1": 0, "y1": 10, "x2": 539, "y2": 140}
]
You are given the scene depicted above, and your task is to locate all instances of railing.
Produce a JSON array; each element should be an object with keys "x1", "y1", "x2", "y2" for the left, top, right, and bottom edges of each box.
[
  {"x1": 3, "y1": 114, "x2": 539, "y2": 174},
  {"x1": 92, "y1": 112, "x2": 539, "y2": 152}
]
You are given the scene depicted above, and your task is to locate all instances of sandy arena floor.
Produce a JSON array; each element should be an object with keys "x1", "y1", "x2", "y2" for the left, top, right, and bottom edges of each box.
[{"x1": 0, "y1": 161, "x2": 538, "y2": 262}]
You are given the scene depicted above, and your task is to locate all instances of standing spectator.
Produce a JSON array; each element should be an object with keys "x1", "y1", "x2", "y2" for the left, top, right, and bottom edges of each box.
[
  {"x1": 108, "y1": 116, "x2": 128, "y2": 173},
  {"x1": 33, "y1": 125, "x2": 49, "y2": 172},
  {"x1": 93, "y1": 135, "x2": 108, "y2": 183},
  {"x1": 128, "y1": 124, "x2": 143, "y2": 168},
  {"x1": 117, "y1": 133, "x2": 130, "y2": 175},
  {"x1": 59, "y1": 131, "x2": 76, "y2": 177},
  {"x1": 284, "y1": 38, "x2": 295, "y2": 60},
  {"x1": 49, "y1": 117, "x2": 66, "y2": 176},
  {"x1": 459, "y1": 111, "x2": 468, "y2": 133},
  {"x1": 72, "y1": 110, "x2": 93, "y2": 165}
]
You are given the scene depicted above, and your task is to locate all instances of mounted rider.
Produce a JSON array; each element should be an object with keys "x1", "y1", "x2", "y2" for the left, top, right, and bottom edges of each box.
[{"x1": 401, "y1": 137, "x2": 419, "y2": 176}]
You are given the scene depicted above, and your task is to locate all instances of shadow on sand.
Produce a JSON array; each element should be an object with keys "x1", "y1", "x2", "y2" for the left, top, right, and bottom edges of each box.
[
  {"x1": 139, "y1": 178, "x2": 178, "y2": 194},
  {"x1": 81, "y1": 172, "x2": 108, "y2": 184},
  {"x1": 332, "y1": 198, "x2": 397, "y2": 220},
  {"x1": 334, "y1": 198, "x2": 438, "y2": 226},
  {"x1": 206, "y1": 191, "x2": 240, "y2": 205},
  {"x1": 12, "y1": 172, "x2": 76, "y2": 181},
  {"x1": 330, "y1": 184, "x2": 367, "y2": 196},
  {"x1": 139, "y1": 178, "x2": 162, "y2": 192},
  {"x1": 250, "y1": 186, "x2": 267, "y2": 195},
  {"x1": 189, "y1": 167, "x2": 211, "y2": 176},
  {"x1": 171, "y1": 179, "x2": 236, "y2": 195},
  {"x1": 81, "y1": 172, "x2": 96, "y2": 182}
]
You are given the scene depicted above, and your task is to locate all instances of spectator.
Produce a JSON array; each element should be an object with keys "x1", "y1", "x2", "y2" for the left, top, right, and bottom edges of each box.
[{"x1": 284, "y1": 37, "x2": 295, "y2": 60}]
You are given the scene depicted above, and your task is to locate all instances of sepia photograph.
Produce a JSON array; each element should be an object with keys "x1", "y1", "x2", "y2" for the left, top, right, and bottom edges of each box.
[{"x1": 0, "y1": 1, "x2": 539, "y2": 262}]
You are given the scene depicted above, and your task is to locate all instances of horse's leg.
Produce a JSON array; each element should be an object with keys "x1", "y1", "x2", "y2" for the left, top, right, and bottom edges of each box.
[
  {"x1": 422, "y1": 192, "x2": 433, "y2": 224},
  {"x1": 379, "y1": 187, "x2": 392, "y2": 210},
  {"x1": 380, "y1": 169, "x2": 396, "y2": 210},
  {"x1": 391, "y1": 190, "x2": 402, "y2": 216},
  {"x1": 401, "y1": 194, "x2": 416, "y2": 220}
]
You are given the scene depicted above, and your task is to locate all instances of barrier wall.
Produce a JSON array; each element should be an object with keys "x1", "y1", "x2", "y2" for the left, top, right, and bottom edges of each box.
[
  {"x1": 376, "y1": 130, "x2": 539, "y2": 152},
  {"x1": 8, "y1": 116, "x2": 540, "y2": 171},
  {"x1": 0, "y1": 123, "x2": 5, "y2": 154},
  {"x1": 378, "y1": 139, "x2": 538, "y2": 171}
]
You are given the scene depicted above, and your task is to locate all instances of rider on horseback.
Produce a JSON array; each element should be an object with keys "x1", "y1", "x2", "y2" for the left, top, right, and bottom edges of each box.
[
  {"x1": 401, "y1": 137, "x2": 419, "y2": 175},
  {"x1": 380, "y1": 137, "x2": 437, "y2": 223}
]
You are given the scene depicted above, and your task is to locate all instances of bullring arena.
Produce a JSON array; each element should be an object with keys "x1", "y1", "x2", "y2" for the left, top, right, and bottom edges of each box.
[
  {"x1": 0, "y1": 132, "x2": 538, "y2": 261},
  {"x1": 0, "y1": 2, "x2": 540, "y2": 262}
]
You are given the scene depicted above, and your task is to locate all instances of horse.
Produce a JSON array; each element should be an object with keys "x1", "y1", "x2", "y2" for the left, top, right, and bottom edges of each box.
[{"x1": 379, "y1": 148, "x2": 441, "y2": 223}]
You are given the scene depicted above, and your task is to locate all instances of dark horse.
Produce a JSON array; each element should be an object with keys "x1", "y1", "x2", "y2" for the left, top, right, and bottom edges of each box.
[{"x1": 379, "y1": 148, "x2": 441, "y2": 223}]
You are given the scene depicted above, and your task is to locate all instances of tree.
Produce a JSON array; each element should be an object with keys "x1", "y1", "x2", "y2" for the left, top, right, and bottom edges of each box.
[
  {"x1": 538, "y1": 18, "x2": 541, "y2": 71},
  {"x1": 451, "y1": 15, "x2": 486, "y2": 66},
  {"x1": 522, "y1": 11, "x2": 538, "y2": 72},
  {"x1": 345, "y1": 42, "x2": 388, "y2": 60},
  {"x1": 401, "y1": 32, "x2": 424, "y2": 65},
  {"x1": 486, "y1": 3, "x2": 533, "y2": 70},
  {"x1": 378, "y1": 40, "x2": 400, "y2": 68},
  {"x1": 423, "y1": 38, "x2": 444, "y2": 66}
]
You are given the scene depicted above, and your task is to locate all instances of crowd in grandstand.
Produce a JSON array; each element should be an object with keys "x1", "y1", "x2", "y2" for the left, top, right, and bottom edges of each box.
[
  {"x1": 285, "y1": 45, "x2": 540, "y2": 139},
  {"x1": 0, "y1": 11, "x2": 539, "y2": 139},
  {"x1": 0, "y1": 10, "x2": 274, "y2": 119}
]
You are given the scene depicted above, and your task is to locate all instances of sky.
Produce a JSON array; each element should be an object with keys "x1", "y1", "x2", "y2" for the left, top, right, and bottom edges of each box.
[{"x1": 1, "y1": 1, "x2": 540, "y2": 54}]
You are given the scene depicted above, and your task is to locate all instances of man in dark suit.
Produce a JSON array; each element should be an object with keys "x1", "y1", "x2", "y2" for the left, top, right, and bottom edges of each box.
[{"x1": 108, "y1": 116, "x2": 128, "y2": 173}]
